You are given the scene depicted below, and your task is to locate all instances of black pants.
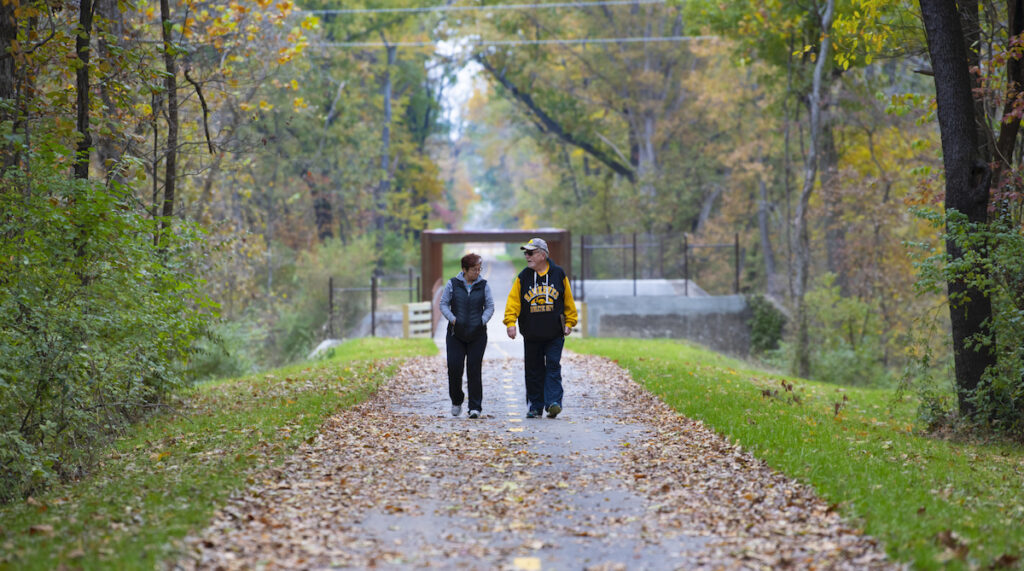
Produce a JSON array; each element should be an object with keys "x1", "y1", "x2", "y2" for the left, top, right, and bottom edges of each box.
[{"x1": 447, "y1": 332, "x2": 487, "y2": 412}]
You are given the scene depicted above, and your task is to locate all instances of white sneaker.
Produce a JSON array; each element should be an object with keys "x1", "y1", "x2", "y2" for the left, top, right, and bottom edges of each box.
[
  {"x1": 468, "y1": 410, "x2": 480, "y2": 419},
  {"x1": 451, "y1": 405, "x2": 461, "y2": 417}
]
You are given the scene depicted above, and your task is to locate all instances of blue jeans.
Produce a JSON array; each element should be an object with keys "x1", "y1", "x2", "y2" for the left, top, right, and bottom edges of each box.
[{"x1": 523, "y1": 336, "x2": 564, "y2": 411}]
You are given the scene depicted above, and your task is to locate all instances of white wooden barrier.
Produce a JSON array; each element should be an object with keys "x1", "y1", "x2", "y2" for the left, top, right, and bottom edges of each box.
[
  {"x1": 403, "y1": 301, "x2": 432, "y2": 339},
  {"x1": 572, "y1": 302, "x2": 586, "y2": 337}
]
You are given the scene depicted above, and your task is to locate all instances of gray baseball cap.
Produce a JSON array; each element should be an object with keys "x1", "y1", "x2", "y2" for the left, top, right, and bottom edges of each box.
[{"x1": 520, "y1": 238, "x2": 549, "y2": 255}]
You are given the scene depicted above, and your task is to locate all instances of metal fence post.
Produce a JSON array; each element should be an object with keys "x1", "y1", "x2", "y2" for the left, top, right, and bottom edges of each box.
[
  {"x1": 622, "y1": 233, "x2": 628, "y2": 279},
  {"x1": 580, "y1": 234, "x2": 586, "y2": 301},
  {"x1": 632, "y1": 232, "x2": 637, "y2": 296},
  {"x1": 328, "y1": 276, "x2": 334, "y2": 338},
  {"x1": 659, "y1": 235, "x2": 664, "y2": 278},
  {"x1": 683, "y1": 233, "x2": 689, "y2": 296},
  {"x1": 371, "y1": 275, "x2": 378, "y2": 337},
  {"x1": 734, "y1": 232, "x2": 740, "y2": 294}
]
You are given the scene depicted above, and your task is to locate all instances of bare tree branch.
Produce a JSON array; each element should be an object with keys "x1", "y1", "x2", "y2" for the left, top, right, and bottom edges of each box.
[
  {"x1": 475, "y1": 54, "x2": 637, "y2": 183},
  {"x1": 183, "y1": 66, "x2": 215, "y2": 154}
]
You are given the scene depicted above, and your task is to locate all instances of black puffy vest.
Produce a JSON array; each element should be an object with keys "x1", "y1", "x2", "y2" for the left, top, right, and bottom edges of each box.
[
  {"x1": 449, "y1": 277, "x2": 488, "y2": 342},
  {"x1": 515, "y1": 263, "x2": 566, "y2": 341}
]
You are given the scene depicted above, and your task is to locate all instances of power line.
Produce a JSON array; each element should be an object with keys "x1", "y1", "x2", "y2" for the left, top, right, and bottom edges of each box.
[
  {"x1": 312, "y1": 35, "x2": 715, "y2": 49},
  {"x1": 299, "y1": 0, "x2": 666, "y2": 15}
]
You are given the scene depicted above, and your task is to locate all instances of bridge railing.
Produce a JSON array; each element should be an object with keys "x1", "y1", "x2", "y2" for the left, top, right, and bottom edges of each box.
[{"x1": 573, "y1": 232, "x2": 743, "y2": 299}]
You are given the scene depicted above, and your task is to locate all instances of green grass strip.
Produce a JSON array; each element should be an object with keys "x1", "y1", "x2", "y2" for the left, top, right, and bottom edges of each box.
[
  {"x1": 569, "y1": 337, "x2": 1024, "y2": 570},
  {"x1": 0, "y1": 337, "x2": 437, "y2": 571}
]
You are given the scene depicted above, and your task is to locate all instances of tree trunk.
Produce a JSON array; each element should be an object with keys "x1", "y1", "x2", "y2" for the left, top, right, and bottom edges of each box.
[
  {"x1": 919, "y1": 0, "x2": 997, "y2": 418},
  {"x1": 0, "y1": 0, "x2": 17, "y2": 170},
  {"x1": 957, "y1": 0, "x2": 995, "y2": 164},
  {"x1": 194, "y1": 151, "x2": 225, "y2": 223},
  {"x1": 993, "y1": 0, "x2": 1024, "y2": 187},
  {"x1": 561, "y1": 145, "x2": 584, "y2": 207},
  {"x1": 0, "y1": 1, "x2": 13, "y2": 103},
  {"x1": 793, "y1": 0, "x2": 835, "y2": 379},
  {"x1": 0, "y1": 1, "x2": 15, "y2": 117},
  {"x1": 994, "y1": 2, "x2": 1024, "y2": 393},
  {"x1": 375, "y1": 43, "x2": 396, "y2": 258},
  {"x1": 638, "y1": 111, "x2": 658, "y2": 212},
  {"x1": 302, "y1": 169, "x2": 334, "y2": 241},
  {"x1": 159, "y1": 0, "x2": 178, "y2": 235},
  {"x1": 96, "y1": 0, "x2": 125, "y2": 185},
  {"x1": 74, "y1": 0, "x2": 94, "y2": 180},
  {"x1": 266, "y1": 161, "x2": 278, "y2": 292},
  {"x1": 695, "y1": 184, "x2": 722, "y2": 235},
  {"x1": 758, "y1": 176, "x2": 781, "y2": 298},
  {"x1": 783, "y1": 36, "x2": 796, "y2": 302},
  {"x1": 820, "y1": 118, "x2": 848, "y2": 294},
  {"x1": 150, "y1": 92, "x2": 161, "y2": 222}
]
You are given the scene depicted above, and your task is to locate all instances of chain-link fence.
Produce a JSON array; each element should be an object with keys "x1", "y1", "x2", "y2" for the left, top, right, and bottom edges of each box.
[{"x1": 327, "y1": 269, "x2": 420, "y2": 338}]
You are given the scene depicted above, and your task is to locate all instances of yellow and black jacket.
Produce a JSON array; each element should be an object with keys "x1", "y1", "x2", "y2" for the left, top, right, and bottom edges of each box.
[{"x1": 503, "y1": 262, "x2": 578, "y2": 341}]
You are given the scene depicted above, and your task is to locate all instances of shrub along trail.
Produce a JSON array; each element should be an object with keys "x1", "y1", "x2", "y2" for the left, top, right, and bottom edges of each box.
[{"x1": 177, "y1": 354, "x2": 895, "y2": 570}]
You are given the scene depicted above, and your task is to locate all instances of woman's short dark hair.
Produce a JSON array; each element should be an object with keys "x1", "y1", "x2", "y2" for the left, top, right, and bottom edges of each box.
[{"x1": 461, "y1": 253, "x2": 482, "y2": 270}]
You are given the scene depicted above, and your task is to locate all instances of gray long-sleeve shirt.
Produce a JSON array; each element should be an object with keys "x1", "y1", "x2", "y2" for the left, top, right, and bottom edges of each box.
[{"x1": 439, "y1": 271, "x2": 495, "y2": 325}]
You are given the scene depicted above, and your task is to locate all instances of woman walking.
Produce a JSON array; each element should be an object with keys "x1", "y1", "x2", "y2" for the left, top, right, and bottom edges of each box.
[{"x1": 439, "y1": 253, "x2": 494, "y2": 419}]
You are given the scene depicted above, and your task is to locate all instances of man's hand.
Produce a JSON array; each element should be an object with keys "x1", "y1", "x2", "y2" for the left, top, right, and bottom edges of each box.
[
  {"x1": 563, "y1": 326, "x2": 572, "y2": 336},
  {"x1": 506, "y1": 326, "x2": 517, "y2": 339}
]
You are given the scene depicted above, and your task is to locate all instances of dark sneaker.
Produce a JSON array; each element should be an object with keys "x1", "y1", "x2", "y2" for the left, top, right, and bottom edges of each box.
[
  {"x1": 468, "y1": 410, "x2": 480, "y2": 419},
  {"x1": 526, "y1": 409, "x2": 541, "y2": 418},
  {"x1": 546, "y1": 403, "x2": 562, "y2": 418}
]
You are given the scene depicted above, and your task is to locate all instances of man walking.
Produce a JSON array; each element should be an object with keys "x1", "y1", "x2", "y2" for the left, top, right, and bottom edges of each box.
[{"x1": 504, "y1": 238, "x2": 578, "y2": 418}]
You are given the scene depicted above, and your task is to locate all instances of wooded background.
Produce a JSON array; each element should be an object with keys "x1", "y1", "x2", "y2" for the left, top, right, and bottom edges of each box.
[{"x1": 2, "y1": 0, "x2": 1024, "y2": 500}]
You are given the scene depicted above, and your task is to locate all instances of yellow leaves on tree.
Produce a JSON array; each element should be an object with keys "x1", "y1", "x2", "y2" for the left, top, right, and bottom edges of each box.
[{"x1": 180, "y1": 0, "x2": 308, "y2": 73}]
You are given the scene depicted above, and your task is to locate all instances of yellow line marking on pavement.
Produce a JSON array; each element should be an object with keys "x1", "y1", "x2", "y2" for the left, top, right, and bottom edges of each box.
[{"x1": 513, "y1": 556, "x2": 541, "y2": 570}]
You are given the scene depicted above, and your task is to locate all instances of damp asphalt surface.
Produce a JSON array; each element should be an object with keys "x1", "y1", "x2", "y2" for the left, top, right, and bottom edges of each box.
[
  {"x1": 339, "y1": 253, "x2": 711, "y2": 568},
  {"x1": 382, "y1": 355, "x2": 712, "y2": 570}
]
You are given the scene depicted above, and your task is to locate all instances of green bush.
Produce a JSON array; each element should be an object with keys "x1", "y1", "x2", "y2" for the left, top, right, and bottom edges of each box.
[
  {"x1": 264, "y1": 236, "x2": 377, "y2": 365},
  {"x1": 0, "y1": 169, "x2": 211, "y2": 502},
  {"x1": 197, "y1": 233, "x2": 420, "y2": 374},
  {"x1": 186, "y1": 319, "x2": 262, "y2": 381},
  {"x1": 766, "y1": 274, "x2": 893, "y2": 387},
  {"x1": 747, "y1": 294, "x2": 787, "y2": 354},
  {"x1": 809, "y1": 276, "x2": 893, "y2": 387},
  {"x1": 909, "y1": 207, "x2": 1024, "y2": 435}
]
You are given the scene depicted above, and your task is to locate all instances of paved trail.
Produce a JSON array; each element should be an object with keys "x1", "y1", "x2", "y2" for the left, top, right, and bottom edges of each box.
[{"x1": 179, "y1": 253, "x2": 896, "y2": 570}]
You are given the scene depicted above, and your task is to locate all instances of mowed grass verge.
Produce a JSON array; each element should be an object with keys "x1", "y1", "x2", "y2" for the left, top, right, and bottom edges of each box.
[
  {"x1": 0, "y1": 337, "x2": 437, "y2": 571},
  {"x1": 569, "y1": 337, "x2": 1024, "y2": 570}
]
